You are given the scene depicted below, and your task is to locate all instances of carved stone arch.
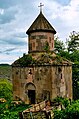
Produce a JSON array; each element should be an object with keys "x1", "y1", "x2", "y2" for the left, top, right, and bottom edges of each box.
[
  {"x1": 25, "y1": 83, "x2": 36, "y2": 104},
  {"x1": 25, "y1": 82, "x2": 36, "y2": 91}
]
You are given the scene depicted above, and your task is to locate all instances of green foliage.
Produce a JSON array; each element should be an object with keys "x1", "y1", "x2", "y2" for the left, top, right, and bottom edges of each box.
[
  {"x1": 53, "y1": 97, "x2": 70, "y2": 108},
  {"x1": 15, "y1": 54, "x2": 36, "y2": 66},
  {"x1": 0, "y1": 110, "x2": 19, "y2": 119},
  {"x1": 0, "y1": 64, "x2": 11, "y2": 80},
  {"x1": 54, "y1": 32, "x2": 79, "y2": 100},
  {"x1": 0, "y1": 101, "x2": 30, "y2": 119},
  {"x1": 69, "y1": 51, "x2": 79, "y2": 100},
  {"x1": 53, "y1": 110, "x2": 65, "y2": 119},
  {"x1": 44, "y1": 41, "x2": 50, "y2": 52},
  {"x1": 67, "y1": 31, "x2": 79, "y2": 52},
  {"x1": 54, "y1": 36, "x2": 65, "y2": 53},
  {"x1": 0, "y1": 79, "x2": 12, "y2": 100},
  {"x1": 19, "y1": 54, "x2": 33, "y2": 65},
  {"x1": 53, "y1": 99, "x2": 79, "y2": 119}
]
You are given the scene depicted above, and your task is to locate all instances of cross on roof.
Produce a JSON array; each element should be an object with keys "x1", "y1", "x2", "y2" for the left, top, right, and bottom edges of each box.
[{"x1": 38, "y1": 3, "x2": 44, "y2": 13}]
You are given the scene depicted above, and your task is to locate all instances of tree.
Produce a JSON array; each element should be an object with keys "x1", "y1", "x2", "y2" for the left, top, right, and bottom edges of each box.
[
  {"x1": 53, "y1": 99, "x2": 79, "y2": 119},
  {"x1": 54, "y1": 36, "x2": 65, "y2": 53},
  {"x1": 54, "y1": 34, "x2": 79, "y2": 100},
  {"x1": 67, "y1": 31, "x2": 79, "y2": 52},
  {"x1": 54, "y1": 36, "x2": 69, "y2": 59},
  {"x1": 70, "y1": 51, "x2": 79, "y2": 100},
  {"x1": 66, "y1": 31, "x2": 79, "y2": 99},
  {"x1": 0, "y1": 79, "x2": 12, "y2": 100}
]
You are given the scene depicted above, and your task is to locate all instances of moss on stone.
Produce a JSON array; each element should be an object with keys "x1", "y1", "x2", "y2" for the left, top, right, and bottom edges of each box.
[
  {"x1": 12, "y1": 52, "x2": 71, "y2": 67},
  {"x1": 12, "y1": 54, "x2": 36, "y2": 67}
]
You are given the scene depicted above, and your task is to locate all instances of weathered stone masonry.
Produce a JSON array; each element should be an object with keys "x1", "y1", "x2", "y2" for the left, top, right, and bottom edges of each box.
[{"x1": 12, "y1": 9, "x2": 72, "y2": 104}]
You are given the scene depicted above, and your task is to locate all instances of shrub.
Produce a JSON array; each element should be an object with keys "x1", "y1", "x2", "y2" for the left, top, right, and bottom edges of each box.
[
  {"x1": 0, "y1": 79, "x2": 12, "y2": 100},
  {"x1": 53, "y1": 96, "x2": 70, "y2": 108},
  {"x1": 53, "y1": 99, "x2": 79, "y2": 119}
]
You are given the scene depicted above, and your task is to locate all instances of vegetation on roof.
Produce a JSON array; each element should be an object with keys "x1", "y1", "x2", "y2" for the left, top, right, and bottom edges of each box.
[
  {"x1": 12, "y1": 52, "x2": 71, "y2": 67},
  {"x1": 12, "y1": 54, "x2": 36, "y2": 67}
]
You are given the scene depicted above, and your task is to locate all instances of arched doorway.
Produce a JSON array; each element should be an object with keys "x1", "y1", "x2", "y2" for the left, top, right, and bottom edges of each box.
[{"x1": 25, "y1": 83, "x2": 36, "y2": 104}]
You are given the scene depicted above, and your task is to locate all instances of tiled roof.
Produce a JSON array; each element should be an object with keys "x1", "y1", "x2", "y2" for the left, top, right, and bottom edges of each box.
[{"x1": 26, "y1": 12, "x2": 56, "y2": 34}]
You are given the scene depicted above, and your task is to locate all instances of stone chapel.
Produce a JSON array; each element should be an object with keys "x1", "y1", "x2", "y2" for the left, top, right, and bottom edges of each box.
[{"x1": 12, "y1": 5, "x2": 72, "y2": 104}]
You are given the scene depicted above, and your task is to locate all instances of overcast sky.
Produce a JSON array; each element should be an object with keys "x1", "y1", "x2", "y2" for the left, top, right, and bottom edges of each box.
[{"x1": 0, "y1": 0, "x2": 79, "y2": 64}]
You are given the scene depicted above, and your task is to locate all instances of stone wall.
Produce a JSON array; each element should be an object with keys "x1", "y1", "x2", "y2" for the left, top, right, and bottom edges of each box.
[
  {"x1": 12, "y1": 64, "x2": 72, "y2": 103},
  {"x1": 29, "y1": 32, "x2": 54, "y2": 52},
  {"x1": 22, "y1": 111, "x2": 47, "y2": 119}
]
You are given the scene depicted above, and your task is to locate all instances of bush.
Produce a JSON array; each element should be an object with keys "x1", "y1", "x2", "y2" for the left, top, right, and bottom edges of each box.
[
  {"x1": 0, "y1": 79, "x2": 12, "y2": 100},
  {"x1": 0, "y1": 101, "x2": 30, "y2": 119},
  {"x1": 53, "y1": 99, "x2": 79, "y2": 119},
  {"x1": 53, "y1": 96, "x2": 70, "y2": 108}
]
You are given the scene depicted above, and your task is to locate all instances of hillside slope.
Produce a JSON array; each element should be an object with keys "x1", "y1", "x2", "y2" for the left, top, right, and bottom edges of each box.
[{"x1": 0, "y1": 64, "x2": 12, "y2": 80}]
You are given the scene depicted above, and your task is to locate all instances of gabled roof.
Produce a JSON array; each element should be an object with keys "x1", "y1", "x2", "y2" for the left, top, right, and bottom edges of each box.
[{"x1": 26, "y1": 12, "x2": 56, "y2": 35}]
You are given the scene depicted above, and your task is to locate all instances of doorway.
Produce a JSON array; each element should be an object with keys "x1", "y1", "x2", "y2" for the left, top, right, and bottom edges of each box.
[
  {"x1": 28, "y1": 90, "x2": 35, "y2": 104},
  {"x1": 25, "y1": 83, "x2": 36, "y2": 104}
]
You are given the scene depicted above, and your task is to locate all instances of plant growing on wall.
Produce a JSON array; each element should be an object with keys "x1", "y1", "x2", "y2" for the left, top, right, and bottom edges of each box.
[{"x1": 44, "y1": 41, "x2": 50, "y2": 52}]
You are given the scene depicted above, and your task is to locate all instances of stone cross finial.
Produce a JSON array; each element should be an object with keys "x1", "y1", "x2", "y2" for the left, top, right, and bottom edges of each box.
[{"x1": 38, "y1": 3, "x2": 44, "y2": 13}]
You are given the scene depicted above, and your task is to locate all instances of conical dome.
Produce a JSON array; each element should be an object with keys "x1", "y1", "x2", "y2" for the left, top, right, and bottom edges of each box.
[{"x1": 26, "y1": 12, "x2": 56, "y2": 35}]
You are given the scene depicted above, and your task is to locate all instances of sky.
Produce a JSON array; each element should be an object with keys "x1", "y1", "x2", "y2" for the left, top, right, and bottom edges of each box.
[{"x1": 0, "y1": 0, "x2": 79, "y2": 64}]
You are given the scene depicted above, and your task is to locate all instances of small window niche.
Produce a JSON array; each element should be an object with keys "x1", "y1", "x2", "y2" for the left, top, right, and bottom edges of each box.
[
  {"x1": 58, "y1": 67, "x2": 63, "y2": 80},
  {"x1": 58, "y1": 67, "x2": 62, "y2": 73},
  {"x1": 29, "y1": 69, "x2": 32, "y2": 75},
  {"x1": 33, "y1": 42, "x2": 35, "y2": 48},
  {"x1": 16, "y1": 71, "x2": 19, "y2": 75},
  {"x1": 49, "y1": 37, "x2": 51, "y2": 43}
]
